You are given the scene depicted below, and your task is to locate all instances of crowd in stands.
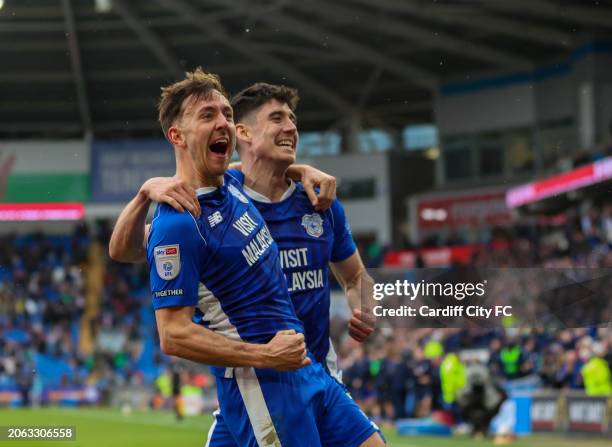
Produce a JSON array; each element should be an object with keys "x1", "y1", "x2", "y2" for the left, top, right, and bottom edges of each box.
[
  {"x1": 334, "y1": 326, "x2": 611, "y2": 423},
  {"x1": 0, "y1": 229, "x2": 89, "y2": 404},
  {"x1": 0, "y1": 224, "x2": 172, "y2": 406},
  {"x1": 0, "y1": 222, "x2": 221, "y2": 409},
  {"x1": 334, "y1": 199, "x2": 612, "y2": 422}
]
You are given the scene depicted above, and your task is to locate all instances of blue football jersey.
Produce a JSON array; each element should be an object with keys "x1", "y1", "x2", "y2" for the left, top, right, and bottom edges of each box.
[
  {"x1": 147, "y1": 172, "x2": 304, "y2": 376},
  {"x1": 228, "y1": 170, "x2": 357, "y2": 376}
]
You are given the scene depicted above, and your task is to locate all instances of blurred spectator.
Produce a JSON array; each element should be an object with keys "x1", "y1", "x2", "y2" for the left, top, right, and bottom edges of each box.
[
  {"x1": 499, "y1": 338, "x2": 523, "y2": 380},
  {"x1": 520, "y1": 338, "x2": 540, "y2": 377},
  {"x1": 581, "y1": 342, "x2": 612, "y2": 396},
  {"x1": 556, "y1": 350, "x2": 583, "y2": 390}
]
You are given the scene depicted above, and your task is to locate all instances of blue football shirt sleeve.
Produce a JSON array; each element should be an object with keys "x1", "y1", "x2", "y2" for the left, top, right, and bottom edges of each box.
[
  {"x1": 330, "y1": 199, "x2": 357, "y2": 262},
  {"x1": 146, "y1": 205, "x2": 205, "y2": 310}
]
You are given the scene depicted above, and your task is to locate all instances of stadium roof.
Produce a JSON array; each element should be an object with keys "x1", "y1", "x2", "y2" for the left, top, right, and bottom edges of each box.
[{"x1": 1, "y1": 0, "x2": 612, "y2": 139}]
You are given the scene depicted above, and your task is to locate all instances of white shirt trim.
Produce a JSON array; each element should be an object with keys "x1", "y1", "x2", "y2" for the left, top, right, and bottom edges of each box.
[
  {"x1": 196, "y1": 186, "x2": 218, "y2": 196},
  {"x1": 243, "y1": 180, "x2": 296, "y2": 203}
]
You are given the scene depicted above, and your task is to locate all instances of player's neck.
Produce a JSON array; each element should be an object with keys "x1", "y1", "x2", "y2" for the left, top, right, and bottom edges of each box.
[
  {"x1": 175, "y1": 147, "x2": 224, "y2": 188},
  {"x1": 242, "y1": 158, "x2": 290, "y2": 202},
  {"x1": 198, "y1": 172, "x2": 224, "y2": 187}
]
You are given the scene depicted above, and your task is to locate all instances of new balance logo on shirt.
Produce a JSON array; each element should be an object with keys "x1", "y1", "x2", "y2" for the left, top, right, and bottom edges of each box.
[{"x1": 208, "y1": 211, "x2": 223, "y2": 228}]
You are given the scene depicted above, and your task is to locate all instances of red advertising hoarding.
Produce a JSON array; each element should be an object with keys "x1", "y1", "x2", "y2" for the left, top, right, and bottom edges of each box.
[
  {"x1": 507, "y1": 156, "x2": 612, "y2": 208},
  {"x1": 0, "y1": 203, "x2": 84, "y2": 221}
]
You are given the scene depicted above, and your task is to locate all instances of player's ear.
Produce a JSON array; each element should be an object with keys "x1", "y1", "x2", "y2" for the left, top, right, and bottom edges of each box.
[
  {"x1": 167, "y1": 125, "x2": 185, "y2": 148},
  {"x1": 236, "y1": 123, "x2": 251, "y2": 144}
]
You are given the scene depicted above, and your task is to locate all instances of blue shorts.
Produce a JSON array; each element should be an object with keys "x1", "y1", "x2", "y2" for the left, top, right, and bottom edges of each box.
[{"x1": 206, "y1": 361, "x2": 380, "y2": 447}]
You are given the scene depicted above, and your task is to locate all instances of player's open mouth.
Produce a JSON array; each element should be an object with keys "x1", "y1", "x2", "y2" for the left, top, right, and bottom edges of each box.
[
  {"x1": 209, "y1": 138, "x2": 229, "y2": 155},
  {"x1": 276, "y1": 139, "x2": 295, "y2": 151}
]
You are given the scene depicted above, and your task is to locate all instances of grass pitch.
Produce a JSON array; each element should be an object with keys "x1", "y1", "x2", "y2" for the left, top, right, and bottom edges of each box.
[{"x1": 0, "y1": 408, "x2": 610, "y2": 447}]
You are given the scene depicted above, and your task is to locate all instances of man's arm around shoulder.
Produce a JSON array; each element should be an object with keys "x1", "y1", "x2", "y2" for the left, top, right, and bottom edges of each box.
[{"x1": 109, "y1": 177, "x2": 201, "y2": 263}]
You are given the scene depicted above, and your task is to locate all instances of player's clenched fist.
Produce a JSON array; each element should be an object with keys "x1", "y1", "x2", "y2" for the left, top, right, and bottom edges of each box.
[
  {"x1": 348, "y1": 308, "x2": 376, "y2": 342},
  {"x1": 261, "y1": 329, "x2": 311, "y2": 371}
]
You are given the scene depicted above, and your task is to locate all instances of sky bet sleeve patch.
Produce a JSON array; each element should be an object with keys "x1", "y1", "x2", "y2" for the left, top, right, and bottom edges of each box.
[{"x1": 154, "y1": 244, "x2": 181, "y2": 280}]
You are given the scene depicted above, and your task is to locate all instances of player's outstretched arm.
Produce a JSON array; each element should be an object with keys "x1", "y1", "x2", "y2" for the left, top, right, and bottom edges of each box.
[
  {"x1": 331, "y1": 251, "x2": 376, "y2": 343},
  {"x1": 156, "y1": 306, "x2": 311, "y2": 370},
  {"x1": 286, "y1": 164, "x2": 336, "y2": 211},
  {"x1": 109, "y1": 177, "x2": 200, "y2": 263}
]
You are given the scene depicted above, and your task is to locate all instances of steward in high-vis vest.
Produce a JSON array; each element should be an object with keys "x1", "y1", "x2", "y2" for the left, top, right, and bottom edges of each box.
[
  {"x1": 440, "y1": 352, "x2": 466, "y2": 405},
  {"x1": 500, "y1": 342, "x2": 522, "y2": 379},
  {"x1": 581, "y1": 343, "x2": 612, "y2": 396}
]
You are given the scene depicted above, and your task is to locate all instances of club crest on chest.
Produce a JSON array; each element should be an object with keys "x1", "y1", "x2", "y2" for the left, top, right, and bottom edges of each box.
[{"x1": 301, "y1": 213, "x2": 324, "y2": 238}]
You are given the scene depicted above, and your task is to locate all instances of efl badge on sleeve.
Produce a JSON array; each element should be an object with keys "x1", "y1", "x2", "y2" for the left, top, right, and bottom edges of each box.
[
  {"x1": 154, "y1": 245, "x2": 181, "y2": 280},
  {"x1": 301, "y1": 213, "x2": 324, "y2": 238}
]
